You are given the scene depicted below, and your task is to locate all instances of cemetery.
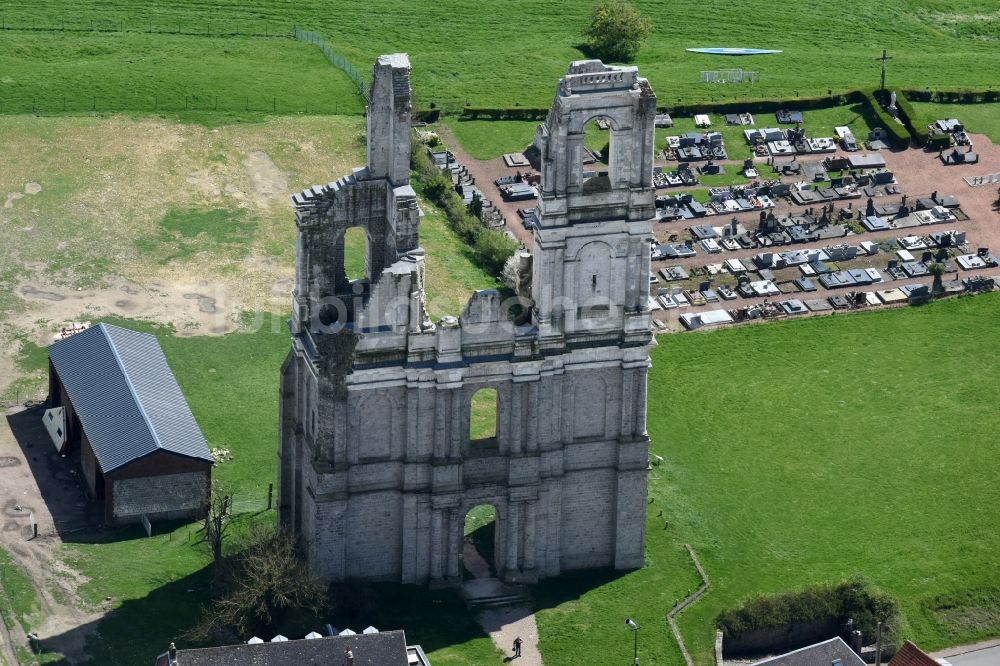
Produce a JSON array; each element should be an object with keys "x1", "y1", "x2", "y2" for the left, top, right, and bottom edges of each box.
[
  {"x1": 640, "y1": 172, "x2": 998, "y2": 327},
  {"x1": 622, "y1": 124, "x2": 1000, "y2": 327}
]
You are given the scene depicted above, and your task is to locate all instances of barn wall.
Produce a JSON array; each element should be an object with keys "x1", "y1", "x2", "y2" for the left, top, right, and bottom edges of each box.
[
  {"x1": 106, "y1": 451, "x2": 211, "y2": 524},
  {"x1": 80, "y1": 433, "x2": 99, "y2": 499},
  {"x1": 49, "y1": 365, "x2": 81, "y2": 448}
]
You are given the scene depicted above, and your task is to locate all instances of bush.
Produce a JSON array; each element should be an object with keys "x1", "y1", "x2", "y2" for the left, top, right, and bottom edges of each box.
[
  {"x1": 717, "y1": 576, "x2": 901, "y2": 648},
  {"x1": 582, "y1": 0, "x2": 653, "y2": 63},
  {"x1": 927, "y1": 133, "x2": 952, "y2": 150}
]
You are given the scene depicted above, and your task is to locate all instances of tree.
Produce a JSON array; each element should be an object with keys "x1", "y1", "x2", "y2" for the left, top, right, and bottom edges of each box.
[
  {"x1": 467, "y1": 191, "x2": 484, "y2": 220},
  {"x1": 582, "y1": 0, "x2": 653, "y2": 63},
  {"x1": 204, "y1": 480, "x2": 234, "y2": 567},
  {"x1": 928, "y1": 262, "x2": 945, "y2": 296},
  {"x1": 189, "y1": 524, "x2": 328, "y2": 641}
]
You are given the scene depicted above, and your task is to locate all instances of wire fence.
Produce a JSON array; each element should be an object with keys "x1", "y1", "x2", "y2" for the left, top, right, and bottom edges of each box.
[
  {"x1": 0, "y1": 14, "x2": 292, "y2": 38},
  {"x1": 229, "y1": 483, "x2": 276, "y2": 516},
  {"x1": 0, "y1": 94, "x2": 362, "y2": 116},
  {"x1": 293, "y1": 26, "x2": 370, "y2": 105}
]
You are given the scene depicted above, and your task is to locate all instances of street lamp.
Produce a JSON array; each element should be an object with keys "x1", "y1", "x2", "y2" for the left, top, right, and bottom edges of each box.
[{"x1": 625, "y1": 618, "x2": 639, "y2": 665}]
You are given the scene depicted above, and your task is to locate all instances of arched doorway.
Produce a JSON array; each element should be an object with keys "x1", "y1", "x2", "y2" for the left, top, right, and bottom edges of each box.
[{"x1": 462, "y1": 504, "x2": 498, "y2": 580}]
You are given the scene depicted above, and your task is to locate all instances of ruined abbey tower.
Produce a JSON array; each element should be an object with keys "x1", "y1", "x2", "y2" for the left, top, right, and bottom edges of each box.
[{"x1": 279, "y1": 55, "x2": 656, "y2": 585}]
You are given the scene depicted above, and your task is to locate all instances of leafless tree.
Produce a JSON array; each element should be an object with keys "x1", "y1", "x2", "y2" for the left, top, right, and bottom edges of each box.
[
  {"x1": 189, "y1": 523, "x2": 328, "y2": 641},
  {"x1": 204, "y1": 480, "x2": 234, "y2": 567}
]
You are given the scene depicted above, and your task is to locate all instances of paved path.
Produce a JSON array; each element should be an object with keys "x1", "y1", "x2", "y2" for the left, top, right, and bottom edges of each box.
[
  {"x1": 479, "y1": 606, "x2": 544, "y2": 665},
  {"x1": 462, "y1": 535, "x2": 544, "y2": 664},
  {"x1": 933, "y1": 639, "x2": 1000, "y2": 665}
]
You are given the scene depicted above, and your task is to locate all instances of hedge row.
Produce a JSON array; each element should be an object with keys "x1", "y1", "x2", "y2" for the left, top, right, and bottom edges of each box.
[
  {"x1": 860, "y1": 89, "x2": 911, "y2": 147},
  {"x1": 461, "y1": 107, "x2": 549, "y2": 121},
  {"x1": 411, "y1": 144, "x2": 519, "y2": 276},
  {"x1": 666, "y1": 92, "x2": 862, "y2": 117},
  {"x1": 716, "y1": 577, "x2": 901, "y2": 648},
  {"x1": 891, "y1": 91, "x2": 930, "y2": 145},
  {"x1": 420, "y1": 87, "x2": 999, "y2": 123},
  {"x1": 902, "y1": 89, "x2": 1000, "y2": 104}
]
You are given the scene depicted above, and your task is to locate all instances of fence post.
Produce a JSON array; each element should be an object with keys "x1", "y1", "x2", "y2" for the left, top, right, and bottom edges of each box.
[{"x1": 267, "y1": 483, "x2": 273, "y2": 510}]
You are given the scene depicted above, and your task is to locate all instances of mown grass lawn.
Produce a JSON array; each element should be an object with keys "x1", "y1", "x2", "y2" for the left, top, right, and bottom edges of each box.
[
  {"x1": 2, "y1": 1, "x2": 999, "y2": 110},
  {"x1": 0, "y1": 31, "x2": 364, "y2": 116},
  {"x1": 911, "y1": 102, "x2": 1000, "y2": 143},
  {"x1": 655, "y1": 293, "x2": 1000, "y2": 664},
  {"x1": 0, "y1": 546, "x2": 43, "y2": 635},
  {"x1": 531, "y1": 293, "x2": 1000, "y2": 666}
]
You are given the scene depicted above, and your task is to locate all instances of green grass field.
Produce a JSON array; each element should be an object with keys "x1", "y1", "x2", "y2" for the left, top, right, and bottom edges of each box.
[
  {"x1": 2, "y1": 0, "x2": 999, "y2": 111},
  {"x1": 0, "y1": 31, "x2": 364, "y2": 116},
  {"x1": 659, "y1": 294, "x2": 1000, "y2": 664},
  {"x1": 1, "y1": 4, "x2": 999, "y2": 660},
  {"x1": 0, "y1": 547, "x2": 43, "y2": 635},
  {"x1": 912, "y1": 102, "x2": 1000, "y2": 143},
  {"x1": 527, "y1": 293, "x2": 1000, "y2": 666}
]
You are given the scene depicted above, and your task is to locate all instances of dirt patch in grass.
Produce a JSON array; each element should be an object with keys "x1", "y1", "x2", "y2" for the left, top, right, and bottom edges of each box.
[
  {"x1": 0, "y1": 114, "x2": 365, "y2": 398},
  {"x1": 930, "y1": 588, "x2": 1000, "y2": 637}
]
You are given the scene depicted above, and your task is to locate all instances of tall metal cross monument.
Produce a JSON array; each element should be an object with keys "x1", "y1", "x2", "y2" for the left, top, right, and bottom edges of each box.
[{"x1": 877, "y1": 49, "x2": 892, "y2": 90}]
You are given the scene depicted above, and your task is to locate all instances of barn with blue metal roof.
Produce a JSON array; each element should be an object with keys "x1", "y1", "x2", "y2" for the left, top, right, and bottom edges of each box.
[{"x1": 47, "y1": 323, "x2": 213, "y2": 525}]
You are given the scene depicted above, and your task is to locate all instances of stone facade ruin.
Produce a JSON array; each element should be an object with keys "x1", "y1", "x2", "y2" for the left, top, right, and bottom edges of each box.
[{"x1": 279, "y1": 56, "x2": 656, "y2": 585}]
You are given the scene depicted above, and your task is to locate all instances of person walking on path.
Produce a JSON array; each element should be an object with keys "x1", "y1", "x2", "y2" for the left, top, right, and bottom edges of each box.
[{"x1": 513, "y1": 636, "x2": 523, "y2": 658}]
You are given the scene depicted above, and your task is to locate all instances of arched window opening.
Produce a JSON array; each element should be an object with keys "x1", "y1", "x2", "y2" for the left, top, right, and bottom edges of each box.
[
  {"x1": 470, "y1": 388, "x2": 498, "y2": 442},
  {"x1": 580, "y1": 117, "x2": 613, "y2": 191},
  {"x1": 343, "y1": 227, "x2": 368, "y2": 282}
]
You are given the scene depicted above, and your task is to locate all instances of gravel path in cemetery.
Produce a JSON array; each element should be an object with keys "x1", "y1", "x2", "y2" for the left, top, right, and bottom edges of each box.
[
  {"x1": 883, "y1": 134, "x2": 1000, "y2": 250},
  {"x1": 435, "y1": 125, "x2": 536, "y2": 248},
  {"x1": 479, "y1": 606, "x2": 544, "y2": 665}
]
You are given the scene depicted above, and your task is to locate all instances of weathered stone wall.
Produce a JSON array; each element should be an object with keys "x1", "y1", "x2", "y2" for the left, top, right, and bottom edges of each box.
[
  {"x1": 279, "y1": 57, "x2": 655, "y2": 586},
  {"x1": 111, "y1": 471, "x2": 208, "y2": 523}
]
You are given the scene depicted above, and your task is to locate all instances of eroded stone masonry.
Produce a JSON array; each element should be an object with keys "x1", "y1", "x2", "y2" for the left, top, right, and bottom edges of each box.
[{"x1": 279, "y1": 55, "x2": 656, "y2": 585}]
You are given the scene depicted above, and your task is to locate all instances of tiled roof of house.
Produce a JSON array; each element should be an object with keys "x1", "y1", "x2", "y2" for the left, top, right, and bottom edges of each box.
[{"x1": 887, "y1": 640, "x2": 940, "y2": 666}]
